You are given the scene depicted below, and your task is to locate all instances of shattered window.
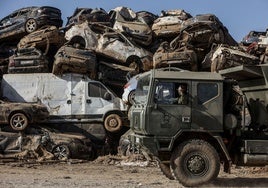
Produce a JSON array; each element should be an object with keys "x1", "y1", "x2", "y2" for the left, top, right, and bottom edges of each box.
[{"x1": 88, "y1": 82, "x2": 108, "y2": 98}]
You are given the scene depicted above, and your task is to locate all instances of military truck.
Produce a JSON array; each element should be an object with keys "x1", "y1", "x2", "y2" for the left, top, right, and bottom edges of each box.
[{"x1": 127, "y1": 65, "x2": 268, "y2": 186}]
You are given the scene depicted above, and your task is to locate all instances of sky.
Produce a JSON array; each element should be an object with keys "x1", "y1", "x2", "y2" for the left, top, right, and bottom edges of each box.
[{"x1": 0, "y1": 0, "x2": 268, "y2": 42}]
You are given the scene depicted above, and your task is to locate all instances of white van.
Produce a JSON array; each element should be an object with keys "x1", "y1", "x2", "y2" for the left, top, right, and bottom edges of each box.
[{"x1": 1, "y1": 73, "x2": 128, "y2": 133}]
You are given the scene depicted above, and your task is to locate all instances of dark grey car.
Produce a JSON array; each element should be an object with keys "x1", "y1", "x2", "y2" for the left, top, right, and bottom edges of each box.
[
  {"x1": 0, "y1": 6, "x2": 63, "y2": 42},
  {"x1": 8, "y1": 47, "x2": 49, "y2": 73},
  {"x1": 52, "y1": 44, "x2": 97, "y2": 79},
  {"x1": 66, "y1": 7, "x2": 110, "y2": 29}
]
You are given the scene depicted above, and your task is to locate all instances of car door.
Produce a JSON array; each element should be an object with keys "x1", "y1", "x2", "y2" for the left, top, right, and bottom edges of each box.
[{"x1": 147, "y1": 80, "x2": 192, "y2": 137}]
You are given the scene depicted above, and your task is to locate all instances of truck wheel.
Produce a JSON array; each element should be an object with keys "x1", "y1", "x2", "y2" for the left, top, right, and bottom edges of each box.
[
  {"x1": 170, "y1": 140, "x2": 220, "y2": 187},
  {"x1": 104, "y1": 114, "x2": 122, "y2": 133},
  {"x1": 25, "y1": 18, "x2": 38, "y2": 33},
  {"x1": 158, "y1": 162, "x2": 175, "y2": 180},
  {"x1": 9, "y1": 113, "x2": 29, "y2": 131},
  {"x1": 52, "y1": 143, "x2": 70, "y2": 160}
]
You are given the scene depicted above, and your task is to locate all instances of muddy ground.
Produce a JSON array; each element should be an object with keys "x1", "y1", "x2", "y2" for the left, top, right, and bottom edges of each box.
[{"x1": 0, "y1": 155, "x2": 267, "y2": 188}]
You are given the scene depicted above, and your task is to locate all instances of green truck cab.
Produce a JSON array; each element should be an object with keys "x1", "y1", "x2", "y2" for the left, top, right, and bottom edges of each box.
[{"x1": 127, "y1": 66, "x2": 268, "y2": 186}]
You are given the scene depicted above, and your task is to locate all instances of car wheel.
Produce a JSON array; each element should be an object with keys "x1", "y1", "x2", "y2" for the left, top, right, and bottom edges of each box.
[
  {"x1": 52, "y1": 143, "x2": 70, "y2": 160},
  {"x1": 25, "y1": 18, "x2": 38, "y2": 33},
  {"x1": 104, "y1": 114, "x2": 122, "y2": 133},
  {"x1": 9, "y1": 113, "x2": 29, "y2": 131},
  {"x1": 170, "y1": 139, "x2": 220, "y2": 187},
  {"x1": 128, "y1": 90, "x2": 136, "y2": 105}
]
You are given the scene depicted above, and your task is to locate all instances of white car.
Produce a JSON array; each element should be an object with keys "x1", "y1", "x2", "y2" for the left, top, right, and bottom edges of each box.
[{"x1": 122, "y1": 74, "x2": 139, "y2": 105}]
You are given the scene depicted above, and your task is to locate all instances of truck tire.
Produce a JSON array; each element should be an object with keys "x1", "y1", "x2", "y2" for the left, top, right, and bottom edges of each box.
[
  {"x1": 170, "y1": 139, "x2": 220, "y2": 187},
  {"x1": 104, "y1": 114, "x2": 122, "y2": 133},
  {"x1": 9, "y1": 113, "x2": 29, "y2": 131},
  {"x1": 158, "y1": 162, "x2": 175, "y2": 180}
]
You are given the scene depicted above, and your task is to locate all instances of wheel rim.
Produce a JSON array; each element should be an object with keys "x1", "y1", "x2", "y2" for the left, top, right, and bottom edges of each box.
[
  {"x1": 26, "y1": 19, "x2": 37, "y2": 33},
  {"x1": 10, "y1": 113, "x2": 28, "y2": 130},
  {"x1": 53, "y1": 145, "x2": 69, "y2": 160},
  {"x1": 108, "y1": 117, "x2": 119, "y2": 128},
  {"x1": 184, "y1": 153, "x2": 209, "y2": 176},
  {"x1": 104, "y1": 114, "x2": 122, "y2": 132}
]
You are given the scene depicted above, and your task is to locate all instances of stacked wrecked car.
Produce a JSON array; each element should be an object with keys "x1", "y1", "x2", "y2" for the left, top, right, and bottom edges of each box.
[{"x1": 0, "y1": 5, "x2": 268, "y2": 162}]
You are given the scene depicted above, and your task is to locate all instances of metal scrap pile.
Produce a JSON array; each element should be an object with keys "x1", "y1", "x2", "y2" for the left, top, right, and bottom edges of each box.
[
  {"x1": 0, "y1": 5, "x2": 267, "y2": 161},
  {"x1": 1, "y1": 6, "x2": 267, "y2": 91}
]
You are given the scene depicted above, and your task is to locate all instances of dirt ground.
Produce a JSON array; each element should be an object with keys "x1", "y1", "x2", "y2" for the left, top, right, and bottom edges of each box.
[{"x1": 0, "y1": 155, "x2": 267, "y2": 188}]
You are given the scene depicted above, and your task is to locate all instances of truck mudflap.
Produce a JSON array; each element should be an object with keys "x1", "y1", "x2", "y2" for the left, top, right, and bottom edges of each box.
[{"x1": 213, "y1": 135, "x2": 232, "y2": 173}]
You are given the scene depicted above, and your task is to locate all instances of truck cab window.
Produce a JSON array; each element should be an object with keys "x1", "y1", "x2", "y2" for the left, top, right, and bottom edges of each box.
[
  {"x1": 154, "y1": 82, "x2": 188, "y2": 105},
  {"x1": 88, "y1": 82, "x2": 107, "y2": 98},
  {"x1": 197, "y1": 83, "x2": 218, "y2": 104}
]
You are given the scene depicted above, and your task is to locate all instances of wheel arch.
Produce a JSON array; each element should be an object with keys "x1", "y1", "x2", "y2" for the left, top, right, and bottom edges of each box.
[
  {"x1": 102, "y1": 110, "x2": 126, "y2": 122},
  {"x1": 8, "y1": 110, "x2": 31, "y2": 123},
  {"x1": 68, "y1": 35, "x2": 86, "y2": 48},
  {"x1": 126, "y1": 55, "x2": 143, "y2": 72}
]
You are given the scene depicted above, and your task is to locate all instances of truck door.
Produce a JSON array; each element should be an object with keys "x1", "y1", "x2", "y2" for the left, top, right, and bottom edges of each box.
[
  {"x1": 84, "y1": 82, "x2": 113, "y2": 120},
  {"x1": 147, "y1": 80, "x2": 191, "y2": 136}
]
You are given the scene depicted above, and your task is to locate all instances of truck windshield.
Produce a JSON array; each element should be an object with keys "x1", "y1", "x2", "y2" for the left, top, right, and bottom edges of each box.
[{"x1": 135, "y1": 73, "x2": 151, "y2": 104}]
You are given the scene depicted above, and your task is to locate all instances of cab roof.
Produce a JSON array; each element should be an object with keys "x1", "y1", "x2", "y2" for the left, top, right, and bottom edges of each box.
[{"x1": 152, "y1": 69, "x2": 224, "y2": 81}]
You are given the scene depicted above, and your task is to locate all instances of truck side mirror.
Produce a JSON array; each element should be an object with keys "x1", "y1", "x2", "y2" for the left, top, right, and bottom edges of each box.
[{"x1": 103, "y1": 92, "x2": 112, "y2": 101}]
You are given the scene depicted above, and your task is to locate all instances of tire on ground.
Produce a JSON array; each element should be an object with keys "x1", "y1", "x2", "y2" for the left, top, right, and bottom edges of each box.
[{"x1": 170, "y1": 139, "x2": 220, "y2": 187}]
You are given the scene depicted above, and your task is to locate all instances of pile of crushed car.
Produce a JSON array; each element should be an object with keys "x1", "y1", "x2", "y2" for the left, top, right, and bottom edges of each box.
[{"x1": 0, "y1": 6, "x2": 268, "y2": 162}]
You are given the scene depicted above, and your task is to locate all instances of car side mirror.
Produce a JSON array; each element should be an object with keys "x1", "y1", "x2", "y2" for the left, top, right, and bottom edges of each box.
[{"x1": 103, "y1": 92, "x2": 112, "y2": 101}]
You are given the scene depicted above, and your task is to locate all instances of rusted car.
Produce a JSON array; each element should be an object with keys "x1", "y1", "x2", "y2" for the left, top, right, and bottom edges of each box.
[
  {"x1": 0, "y1": 100, "x2": 49, "y2": 131},
  {"x1": 52, "y1": 44, "x2": 97, "y2": 79},
  {"x1": 153, "y1": 31, "x2": 198, "y2": 70},
  {"x1": 65, "y1": 23, "x2": 153, "y2": 73},
  {"x1": 0, "y1": 6, "x2": 63, "y2": 42},
  {"x1": 201, "y1": 44, "x2": 260, "y2": 72},
  {"x1": 109, "y1": 6, "x2": 153, "y2": 46},
  {"x1": 8, "y1": 47, "x2": 49, "y2": 73},
  {"x1": 153, "y1": 42, "x2": 198, "y2": 70},
  {"x1": 65, "y1": 21, "x2": 98, "y2": 50},
  {"x1": 0, "y1": 127, "x2": 95, "y2": 160},
  {"x1": 241, "y1": 30, "x2": 266, "y2": 46},
  {"x1": 136, "y1": 11, "x2": 158, "y2": 27},
  {"x1": 96, "y1": 28, "x2": 153, "y2": 72},
  {"x1": 39, "y1": 127, "x2": 96, "y2": 160},
  {"x1": 152, "y1": 9, "x2": 192, "y2": 38},
  {"x1": 17, "y1": 26, "x2": 65, "y2": 53},
  {"x1": 66, "y1": 7, "x2": 110, "y2": 28},
  {"x1": 181, "y1": 14, "x2": 237, "y2": 47}
]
